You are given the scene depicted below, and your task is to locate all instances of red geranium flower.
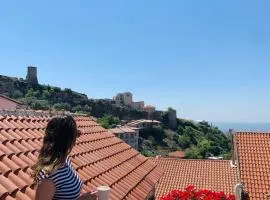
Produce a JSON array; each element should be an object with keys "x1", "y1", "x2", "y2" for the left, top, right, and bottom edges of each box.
[{"x1": 160, "y1": 185, "x2": 235, "y2": 200}]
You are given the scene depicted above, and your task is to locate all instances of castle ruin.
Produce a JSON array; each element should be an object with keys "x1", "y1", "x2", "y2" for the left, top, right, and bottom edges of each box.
[{"x1": 26, "y1": 66, "x2": 38, "y2": 85}]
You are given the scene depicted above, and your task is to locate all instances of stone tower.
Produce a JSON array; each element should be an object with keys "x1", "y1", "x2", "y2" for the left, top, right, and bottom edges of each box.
[
  {"x1": 168, "y1": 109, "x2": 177, "y2": 130},
  {"x1": 26, "y1": 66, "x2": 38, "y2": 85}
]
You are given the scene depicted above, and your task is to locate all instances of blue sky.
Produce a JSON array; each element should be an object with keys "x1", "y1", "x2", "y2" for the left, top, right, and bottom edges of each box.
[{"x1": 0, "y1": 0, "x2": 270, "y2": 122}]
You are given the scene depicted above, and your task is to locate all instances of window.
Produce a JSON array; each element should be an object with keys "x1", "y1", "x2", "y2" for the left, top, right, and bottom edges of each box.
[
  {"x1": 119, "y1": 134, "x2": 123, "y2": 139},
  {"x1": 130, "y1": 134, "x2": 134, "y2": 139}
]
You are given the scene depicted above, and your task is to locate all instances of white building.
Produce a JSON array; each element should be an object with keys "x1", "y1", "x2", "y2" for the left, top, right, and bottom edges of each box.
[
  {"x1": 109, "y1": 126, "x2": 139, "y2": 149},
  {"x1": 132, "y1": 101, "x2": 145, "y2": 110},
  {"x1": 113, "y1": 92, "x2": 133, "y2": 107},
  {"x1": 143, "y1": 105, "x2": 156, "y2": 113},
  {"x1": 126, "y1": 119, "x2": 161, "y2": 129}
]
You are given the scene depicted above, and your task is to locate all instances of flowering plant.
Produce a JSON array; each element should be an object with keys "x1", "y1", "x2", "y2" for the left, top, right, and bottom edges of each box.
[{"x1": 160, "y1": 185, "x2": 235, "y2": 200}]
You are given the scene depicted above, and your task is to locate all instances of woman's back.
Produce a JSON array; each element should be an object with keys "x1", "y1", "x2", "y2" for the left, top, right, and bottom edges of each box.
[
  {"x1": 33, "y1": 116, "x2": 95, "y2": 200},
  {"x1": 38, "y1": 157, "x2": 83, "y2": 200}
]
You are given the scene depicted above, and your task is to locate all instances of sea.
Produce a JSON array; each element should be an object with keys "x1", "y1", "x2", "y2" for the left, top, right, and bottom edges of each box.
[{"x1": 212, "y1": 122, "x2": 270, "y2": 133}]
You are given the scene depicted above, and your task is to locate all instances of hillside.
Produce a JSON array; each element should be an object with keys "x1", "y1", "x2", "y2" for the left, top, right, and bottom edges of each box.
[
  {"x1": 0, "y1": 75, "x2": 148, "y2": 120},
  {"x1": 139, "y1": 108, "x2": 231, "y2": 159},
  {"x1": 0, "y1": 74, "x2": 231, "y2": 159},
  {"x1": 99, "y1": 108, "x2": 232, "y2": 159}
]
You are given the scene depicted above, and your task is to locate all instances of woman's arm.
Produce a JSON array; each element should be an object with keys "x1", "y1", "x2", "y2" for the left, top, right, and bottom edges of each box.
[{"x1": 35, "y1": 179, "x2": 56, "y2": 200}]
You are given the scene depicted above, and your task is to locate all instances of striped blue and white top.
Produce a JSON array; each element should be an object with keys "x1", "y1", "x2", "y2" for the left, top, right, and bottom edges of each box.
[{"x1": 38, "y1": 157, "x2": 83, "y2": 200}]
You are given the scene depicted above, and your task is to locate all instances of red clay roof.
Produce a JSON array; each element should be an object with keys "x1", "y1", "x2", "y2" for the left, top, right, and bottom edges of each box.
[
  {"x1": 150, "y1": 158, "x2": 237, "y2": 199},
  {"x1": 0, "y1": 111, "x2": 162, "y2": 200},
  {"x1": 234, "y1": 132, "x2": 270, "y2": 199},
  {"x1": 0, "y1": 95, "x2": 23, "y2": 105},
  {"x1": 0, "y1": 95, "x2": 23, "y2": 110},
  {"x1": 168, "y1": 151, "x2": 185, "y2": 158}
]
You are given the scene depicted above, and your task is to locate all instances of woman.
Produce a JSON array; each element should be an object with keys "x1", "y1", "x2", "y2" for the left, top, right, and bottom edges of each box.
[{"x1": 32, "y1": 115, "x2": 96, "y2": 200}]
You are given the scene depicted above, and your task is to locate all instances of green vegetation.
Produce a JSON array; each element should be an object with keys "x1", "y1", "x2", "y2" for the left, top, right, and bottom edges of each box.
[
  {"x1": 139, "y1": 108, "x2": 231, "y2": 159},
  {"x1": 98, "y1": 114, "x2": 120, "y2": 129},
  {"x1": 1, "y1": 78, "x2": 230, "y2": 160},
  {"x1": 2, "y1": 81, "x2": 148, "y2": 120}
]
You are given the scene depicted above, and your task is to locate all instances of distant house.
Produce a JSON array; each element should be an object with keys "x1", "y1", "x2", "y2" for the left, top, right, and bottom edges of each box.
[
  {"x1": 113, "y1": 92, "x2": 133, "y2": 107},
  {"x1": 109, "y1": 126, "x2": 139, "y2": 149},
  {"x1": 143, "y1": 105, "x2": 156, "y2": 113},
  {"x1": 126, "y1": 119, "x2": 160, "y2": 129},
  {"x1": 113, "y1": 92, "x2": 148, "y2": 111},
  {"x1": 131, "y1": 101, "x2": 145, "y2": 110},
  {"x1": 0, "y1": 94, "x2": 24, "y2": 110}
]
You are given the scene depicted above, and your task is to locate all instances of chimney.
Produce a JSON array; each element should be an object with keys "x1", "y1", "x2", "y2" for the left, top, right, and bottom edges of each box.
[{"x1": 229, "y1": 129, "x2": 237, "y2": 167}]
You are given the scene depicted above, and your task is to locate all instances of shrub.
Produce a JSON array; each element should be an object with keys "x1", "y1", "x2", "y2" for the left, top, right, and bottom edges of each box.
[{"x1": 160, "y1": 185, "x2": 235, "y2": 200}]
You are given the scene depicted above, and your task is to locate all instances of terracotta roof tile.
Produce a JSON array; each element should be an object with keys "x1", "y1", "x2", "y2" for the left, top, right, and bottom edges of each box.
[
  {"x1": 168, "y1": 151, "x2": 186, "y2": 158},
  {"x1": 235, "y1": 132, "x2": 270, "y2": 199},
  {"x1": 0, "y1": 112, "x2": 162, "y2": 199},
  {"x1": 151, "y1": 158, "x2": 237, "y2": 199},
  {"x1": 0, "y1": 95, "x2": 23, "y2": 106}
]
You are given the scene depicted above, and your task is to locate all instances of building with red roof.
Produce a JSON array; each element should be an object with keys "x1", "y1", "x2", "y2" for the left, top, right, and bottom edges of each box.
[
  {"x1": 109, "y1": 126, "x2": 139, "y2": 149},
  {"x1": 0, "y1": 95, "x2": 24, "y2": 110},
  {"x1": 152, "y1": 131, "x2": 270, "y2": 200},
  {"x1": 232, "y1": 131, "x2": 270, "y2": 199},
  {"x1": 151, "y1": 158, "x2": 238, "y2": 199},
  {"x1": 0, "y1": 106, "x2": 269, "y2": 200},
  {"x1": 167, "y1": 151, "x2": 186, "y2": 159},
  {"x1": 0, "y1": 110, "x2": 162, "y2": 200}
]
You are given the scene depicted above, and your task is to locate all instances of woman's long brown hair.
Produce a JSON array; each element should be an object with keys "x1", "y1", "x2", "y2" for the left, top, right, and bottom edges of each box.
[{"x1": 32, "y1": 115, "x2": 78, "y2": 183}]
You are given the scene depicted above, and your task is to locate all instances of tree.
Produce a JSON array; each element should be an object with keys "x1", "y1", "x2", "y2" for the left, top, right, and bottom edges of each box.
[
  {"x1": 198, "y1": 139, "x2": 212, "y2": 158},
  {"x1": 31, "y1": 100, "x2": 50, "y2": 110},
  {"x1": 42, "y1": 89, "x2": 51, "y2": 99},
  {"x1": 54, "y1": 87, "x2": 61, "y2": 93},
  {"x1": 25, "y1": 88, "x2": 35, "y2": 98},
  {"x1": 179, "y1": 134, "x2": 192, "y2": 149},
  {"x1": 71, "y1": 105, "x2": 83, "y2": 113},
  {"x1": 98, "y1": 114, "x2": 120, "y2": 129},
  {"x1": 177, "y1": 126, "x2": 184, "y2": 135},
  {"x1": 139, "y1": 127, "x2": 165, "y2": 143},
  {"x1": 182, "y1": 126, "x2": 201, "y2": 146},
  {"x1": 83, "y1": 104, "x2": 92, "y2": 113},
  {"x1": 53, "y1": 103, "x2": 71, "y2": 111},
  {"x1": 185, "y1": 146, "x2": 203, "y2": 159},
  {"x1": 13, "y1": 90, "x2": 23, "y2": 98},
  {"x1": 64, "y1": 88, "x2": 72, "y2": 95},
  {"x1": 163, "y1": 138, "x2": 178, "y2": 150},
  {"x1": 33, "y1": 90, "x2": 41, "y2": 98}
]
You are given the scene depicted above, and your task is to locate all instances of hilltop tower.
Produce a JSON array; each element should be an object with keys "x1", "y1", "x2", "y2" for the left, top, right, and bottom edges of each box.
[{"x1": 26, "y1": 66, "x2": 38, "y2": 85}]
